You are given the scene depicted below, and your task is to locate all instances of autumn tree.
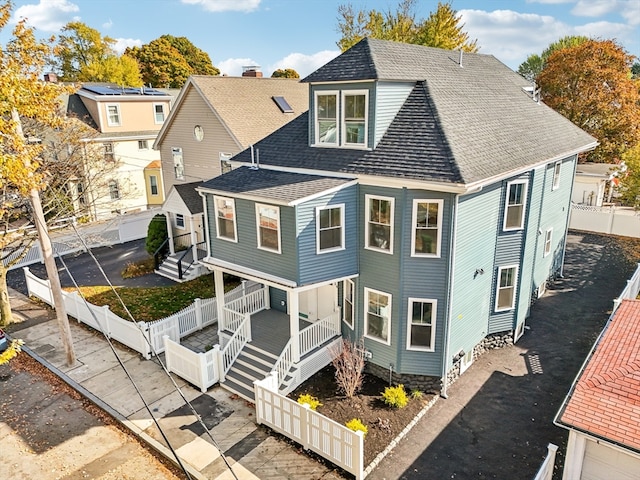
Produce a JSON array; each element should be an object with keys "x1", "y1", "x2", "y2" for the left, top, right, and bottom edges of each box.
[
  {"x1": 537, "y1": 39, "x2": 640, "y2": 163},
  {"x1": 518, "y1": 35, "x2": 589, "y2": 82},
  {"x1": 125, "y1": 35, "x2": 218, "y2": 88},
  {"x1": 616, "y1": 144, "x2": 640, "y2": 208},
  {"x1": 55, "y1": 21, "x2": 141, "y2": 85},
  {"x1": 0, "y1": 0, "x2": 75, "y2": 364},
  {"x1": 271, "y1": 68, "x2": 299, "y2": 79},
  {"x1": 337, "y1": 0, "x2": 477, "y2": 53}
]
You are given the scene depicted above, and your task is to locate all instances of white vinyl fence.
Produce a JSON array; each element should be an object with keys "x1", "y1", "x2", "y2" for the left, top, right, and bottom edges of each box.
[
  {"x1": 569, "y1": 203, "x2": 640, "y2": 238},
  {"x1": 255, "y1": 372, "x2": 365, "y2": 480},
  {"x1": 613, "y1": 263, "x2": 640, "y2": 313},
  {"x1": 164, "y1": 336, "x2": 220, "y2": 392},
  {"x1": 532, "y1": 444, "x2": 558, "y2": 480},
  {"x1": 4, "y1": 209, "x2": 158, "y2": 271}
]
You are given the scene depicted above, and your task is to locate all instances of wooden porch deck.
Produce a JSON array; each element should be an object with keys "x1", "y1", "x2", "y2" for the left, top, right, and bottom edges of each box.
[{"x1": 237, "y1": 309, "x2": 311, "y2": 356}]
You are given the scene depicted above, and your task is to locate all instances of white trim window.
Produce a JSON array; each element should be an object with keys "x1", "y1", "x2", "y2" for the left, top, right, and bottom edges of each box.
[
  {"x1": 343, "y1": 279, "x2": 355, "y2": 328},
  {"x1": 342, "y1": 90, "x2": 368, "y2": 147},
  {"x1": 365, "y1": 195, "x2": 394, "y2": 253},
  {"x1": 364, "y1": 287, "x2": 391, "y2": 344},
  {"x1": 411, "y1": 199, "x2": 443, "y2": 257},
  {"x1": 149, "y1": 175, "x2": 158, "y2": 196},
  {"x1": 495, "y1": 265, "x2": 518, "y2": 311},
  {"x1": 407, "y1": 298, "x2": 436, "y2": 351},
  {"x1": 175, "y1": 214, "x2": 185, "y2": 229},
  {"x1": 103, "y1": 142, "x2": 114, "y2": 162},
  {"x1": 106, "y1": 104, "x2": 121, "y2": 126},
  {"x1": 172, "y1": 147, "x2": 184, "y2": 180},
  {"x1": 503, "y1": 180, "x2": 528, "y2": 231},
  {"x1": 108, "y1": 180, "x2": 120, "y2": 200},
  {"x1": 316, "y1": 204, "x2": 344, "y2": 253},
  {"x1": 220, "y1": 152, "x2": 233, "y2": 174},
  {"x1": 315, "y1": 91, "x2": 338, "y2": 146},
  {"x1": 138, "y1": 140, "x2": 149, "y2": 150},
  {"x1": 256, "y1": 203, "x2": 281, "y2": 253},
  {"x1": 552, "y1": 161, "x2": 561, "y2": 190},
  {"x1": 544, "y1": 228, "x2": 553, "y2": 257},
  {"x1": 214, "y1": 196, "x2": 237, "y2": 242},
  {"x1": 153, "y1": 103, "x2": 165, "y2": 124}
]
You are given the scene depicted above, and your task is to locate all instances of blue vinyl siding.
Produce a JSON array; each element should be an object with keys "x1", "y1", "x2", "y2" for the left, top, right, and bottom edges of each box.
[
  {"x1": 205, "y1": 194, "x2": 298, "y2": 282},
  {"x1": 374, "y1": 82, "x2": 414, "y2": 147},
  {"x1": 448, "y1": 183, "x2": 502, "y2": 369},
  {"x1": 269, "y1": 287, "x2": 287, "y2": 313},
  {"x1": 296, "y1": 185, "x2": 358, "y2": 285}
]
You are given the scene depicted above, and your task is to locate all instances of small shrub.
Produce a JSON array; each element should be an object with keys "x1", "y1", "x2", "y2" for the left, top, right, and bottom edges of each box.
[
  {"x1": 410, "y1": 389, "x2": 423, "y2": 400},
  {"x1": 297, "y1": 393, "x2": 322, "y2": 411},
  {"x1": 381, "y1": 384, "x2": 408, "y2": 409},
  {"x1": 329, "y1": 337, "x2": 366, "y2": 398},
  {"x1": 345, "y1": 418, "x2": 368, "y2": 437},
  {"x1": 145, "y1": 213, "x2": 168, "y2": 255}
]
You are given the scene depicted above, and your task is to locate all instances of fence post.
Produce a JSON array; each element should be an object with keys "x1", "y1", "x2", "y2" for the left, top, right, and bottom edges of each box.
[
  {"x1": 195, "y1": 298, "x2": 203, "y2": 330},
  {"x1": 140, "y1": 322, "x2": 151, "y2": 360},
  {"x1": 23, "y1": 267, "x2": 32, "y2": 298},
  {"x1": 263, "y1": 286, "x2": 270, "y2": 310},
  {"x1": 301, "y1": 403, "x2": 310, "y2": 450},
  {"x1": 216, "y1": 345, "x2": 226, "y2": 382},
  {"x1": 102, "y1": 305, "x2": 110, "y2": 336},
  {"x1": 163, "y1": 335, "x2": 171, "y2": 370}
]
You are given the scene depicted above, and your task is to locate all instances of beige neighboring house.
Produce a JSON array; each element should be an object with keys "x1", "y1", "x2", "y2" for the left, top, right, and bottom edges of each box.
[
  {"x1": 572, "y1": 163, "x2": 618, "y2": 206},
  {"x1": 66, "y1": 84, "x2": 177, "y2": 220},
  {"x1": 152, "y1": 71, "x2": 309, "y2": 281}
]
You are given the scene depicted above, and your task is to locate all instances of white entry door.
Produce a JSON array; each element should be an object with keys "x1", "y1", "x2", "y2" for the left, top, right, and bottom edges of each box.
[{"x1": 300, "y1": 284, "x2": 337, "y2": 322}]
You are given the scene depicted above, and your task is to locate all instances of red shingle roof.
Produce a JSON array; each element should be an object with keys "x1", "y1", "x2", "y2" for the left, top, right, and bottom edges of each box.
[{"x1": 558, "y1": 299, "x2": 640, "y2": 453}]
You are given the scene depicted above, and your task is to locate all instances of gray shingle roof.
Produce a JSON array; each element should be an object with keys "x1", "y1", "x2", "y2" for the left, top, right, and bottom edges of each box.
[
  {"x1": 231, "y1": 38, "x2": 596, "y2": 186},
  {"x1": 174, "y1": 181, "x2": 204, "y2": 214},
  {"x1": 199, "y1": 167, "x2": 353, "y2": 205}
]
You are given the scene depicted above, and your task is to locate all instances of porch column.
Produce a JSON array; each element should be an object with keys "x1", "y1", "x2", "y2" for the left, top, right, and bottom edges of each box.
[
  {"x1": 165, "y1": 213, "x2": 175, "y2": 255},
  {"x1": 214, "y1": 269, "x2": 225, "y2": 332},
  {"x1": 288, "y1": 289, "x2": 300, "y2": 362},
  {"x1": 189, "y1": 215, "x2": 198, "y2": 260}
]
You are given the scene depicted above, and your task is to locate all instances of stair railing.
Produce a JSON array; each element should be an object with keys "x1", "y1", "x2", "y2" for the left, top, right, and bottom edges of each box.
[{"x1": 219, "y1": 313, "x2": 251, "y2": 381}]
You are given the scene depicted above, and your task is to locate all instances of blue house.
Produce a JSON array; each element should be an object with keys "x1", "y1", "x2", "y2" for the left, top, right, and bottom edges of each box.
[{"x1": 196, "y1": 38, "x2": 597, "y2": 399}]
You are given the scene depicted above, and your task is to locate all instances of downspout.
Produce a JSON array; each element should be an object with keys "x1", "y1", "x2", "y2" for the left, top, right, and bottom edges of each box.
[{"x1": 441, "y1": 193, "x2": 459, "y2": 399}]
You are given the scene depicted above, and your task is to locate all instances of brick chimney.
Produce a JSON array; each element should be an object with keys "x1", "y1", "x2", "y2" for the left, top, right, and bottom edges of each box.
[
  {"x1": 43, "y1": 72, "x2": 58, "y2": 83},
  {"x1": 242, "y1": 65, "x2": 263, "y2": 78}
]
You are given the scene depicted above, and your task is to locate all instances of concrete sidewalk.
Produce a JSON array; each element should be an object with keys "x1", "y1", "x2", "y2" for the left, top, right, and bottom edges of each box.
[{"x1": 7, "y1": 287, "x2": 344, "y2": 480}]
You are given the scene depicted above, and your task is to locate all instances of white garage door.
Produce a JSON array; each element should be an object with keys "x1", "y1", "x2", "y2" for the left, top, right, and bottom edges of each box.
[{"x1": 581, "y1": 439, "x2": 640, "y2": 480}]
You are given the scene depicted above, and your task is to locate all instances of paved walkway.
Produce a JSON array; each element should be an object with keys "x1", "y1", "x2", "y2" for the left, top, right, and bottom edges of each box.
[{"x1": 6, "y1": 287, "x2": 344, "y2": 480}]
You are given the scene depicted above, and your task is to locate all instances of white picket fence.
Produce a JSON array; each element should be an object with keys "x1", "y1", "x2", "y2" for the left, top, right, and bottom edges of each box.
[
  {"x1": 255, "y1": 372, "x2": 365, "y2": 479},
  {"x1": 4, "y1": 209, "x2": 158, "y2": 271},
  {"x1": 569, "y1": 203, "x2": 640, "y2": 238}
]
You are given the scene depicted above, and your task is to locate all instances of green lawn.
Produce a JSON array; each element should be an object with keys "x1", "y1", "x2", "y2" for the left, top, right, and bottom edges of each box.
[{"x1": 66, "y1": 274, "x2": 239, "y2": 322}]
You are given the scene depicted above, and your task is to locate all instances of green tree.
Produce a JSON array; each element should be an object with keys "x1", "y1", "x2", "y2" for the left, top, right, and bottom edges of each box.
[
  {"x1": 632, "y1": 62, "x2": 640, "y2": 79},
  {"x1": 337, "y1": 0, "x2": 478, "y2": 53},
  {"x1": 271, "y1": 68, "x2": 299, "y2": 78},
  {"x1": 161, "y1": 35, "x2": 218, "y2": 76},
  {"x1": 537, "y1": 39, "x2": 640, "y2": 163},
  {"x1": 79, "y1": 54, "x2": 142, "y2": 86},
  {"x1": 616, "y1": 144, "x2": 640, "y2": 208},
  {"x1": 518, "y1": 35, "x2": 589, "y2": 82}
]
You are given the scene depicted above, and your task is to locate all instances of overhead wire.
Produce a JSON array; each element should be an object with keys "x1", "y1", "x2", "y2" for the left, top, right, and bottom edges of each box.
[{"x1": 33, "y1": 209, "x2": 239, "y2": 480}]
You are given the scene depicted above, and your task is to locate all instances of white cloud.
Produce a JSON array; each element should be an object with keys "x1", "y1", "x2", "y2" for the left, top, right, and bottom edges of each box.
[
  {"x1": 113, "y1": 38, "x2": 142, "y2": 54},
  {"x1": 217, "y1": 58, "x2": 257, "y2": 77},
  {"x1": 181, "y1": 0, "x2": 260, "y2": 13},
  {"x1": 12, "y1": 0, "x2": 79, "y2": 31},
  {"x1": 268, "y1": 50, "x2": 340, "y2": 78},
  {"x1": 103, "y1": 18, "x2": 113, "y2": 30},
  {"x1": 571, "y1": 0, "x2": 617, "y2": 17}
]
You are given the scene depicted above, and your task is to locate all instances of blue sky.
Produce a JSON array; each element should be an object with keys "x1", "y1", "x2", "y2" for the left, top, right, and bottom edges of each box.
[{"x1": 6, "y1": 0, "x2": 640, "y2": 78}]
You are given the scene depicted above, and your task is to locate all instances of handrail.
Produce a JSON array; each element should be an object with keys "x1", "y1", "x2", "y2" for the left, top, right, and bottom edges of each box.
[
  {"x1": 272, "y1": 338, "x2": 294, "y2": 389},
  {"x1": 221, "y1": 313, "x2": 251, "y2": 376},
  {"x1": 299, "y1": 311, "x2": 341, "y2": 358},
  {"x1": 176, "y1": 245, "x2": 192, "y2": 280},
  {"x1": 153, "y1": 237, "x2": 170, "y2": 270}
]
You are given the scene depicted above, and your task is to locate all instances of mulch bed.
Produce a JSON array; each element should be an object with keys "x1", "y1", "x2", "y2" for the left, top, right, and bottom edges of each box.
[{"x1": 290, "y1": 365, "x2": 434, "y2": 467}]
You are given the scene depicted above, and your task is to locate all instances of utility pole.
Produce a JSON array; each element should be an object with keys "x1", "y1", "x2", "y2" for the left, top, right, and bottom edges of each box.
[{"x1": 12, "y1": 108, "x2": 76, "y2": 366}]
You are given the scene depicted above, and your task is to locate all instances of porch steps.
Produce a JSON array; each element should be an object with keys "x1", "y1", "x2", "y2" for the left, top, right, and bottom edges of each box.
[
  {"x1": 155, "y1": 255, "x2": 202, "y2": 283},
  {"x1": 221, "y1": 343, "x2": 279, "y2": 403}
]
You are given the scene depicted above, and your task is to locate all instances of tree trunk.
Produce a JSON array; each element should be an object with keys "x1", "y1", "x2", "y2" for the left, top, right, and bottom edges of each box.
[{"x1": 0, "y1": 264, "x2": 12, "y2": 327}]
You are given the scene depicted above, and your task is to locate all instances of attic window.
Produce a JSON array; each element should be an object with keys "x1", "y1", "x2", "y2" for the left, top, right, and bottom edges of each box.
[{"x1": 272, "y1": 96, "x2": 293, "y2": 113}]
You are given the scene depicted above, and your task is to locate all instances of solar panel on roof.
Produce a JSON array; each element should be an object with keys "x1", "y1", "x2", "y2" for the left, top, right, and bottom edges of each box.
[
  {"x1": 272, "y1": 96, "x2": 294, "y2": 113},
  {"x1": 83, "y1": 85, "x2": 120, "y2": 95},
  {"x1": 143, "y1": 88, "x2": 167, "y2": 96}
]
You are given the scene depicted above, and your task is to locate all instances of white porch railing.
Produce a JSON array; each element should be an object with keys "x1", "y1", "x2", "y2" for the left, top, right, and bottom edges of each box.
[
  {"x1": 612, "y1": 262, "x2": 640, "y2": 313},
  {"x1": 164, "y1": 336, "x2": 219, "y2": 392},
  {"x1": 219, "y1": 313, "x2": 252, "y2": 381},
  {"x1": 273, "y1": 339, "x2": 294, "y2": 390},
  {"x1": 532, "y1": 444, "x2": 558, "y2": 480},
  {"x1": 299, "y1": 310, "x2": 341, "y2": 357},
  {"x1": 255, "y1": 372, "x2": 365, "y2": 480},
  {"x1": 220, "y1": 286, "x2": 268, "y2": 332}
]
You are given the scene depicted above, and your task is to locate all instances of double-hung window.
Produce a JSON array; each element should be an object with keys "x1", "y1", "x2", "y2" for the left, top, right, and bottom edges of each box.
[
  {"x1": 138, "y1": 140, "x2": 148, "y2": 150},
  {"x1": 495, "y1": 265, "x2": 518, "y2": 311},
  {"x1": 172, "y1": 147, "x2": 184, "y2": 180},
  {"x1": 149, "y1": 175, "x2": 158, "y2": 196},
  {"x1": 108, "y1": 180, "x2": 120, "y2": 200},
  {"x1": 552, "y1": 161, "x2": 561, "y2": 190},
  {"x1": 317, "y1": 204, "x2": 344, "y2": 253},
  {"x1": 411, "y1": 199, "x2": 443, "y2": 256},
  {"x1": 343, "y1": 279, "x2": 354, "y2": 328},
  {"x1": 103, "y1": 142, "x2": 114, "y2": 162},
  {"x1": 106, "y1": 104, "x2": 120, "y2": 126},
  {"x1": 175, "y1": 214, "x2": 185, "y2": 229},
  {"x1": 503, "y1": 180, "x2": 528, "y2": 231},
  {"x1": 315, "y1": 92, "x2": 338, "y2": 145},
  {"x1": 407, "y1": 298, "x2": 436, "y2": 351},
  {"x1": 544, "y1": 228, "x2": 553, "y2": 257},
  {"x1": 366, "y1": 195, "x2": 394, "y2": 253},
  {"x1": 256, "y1": 204, "x2": 280, "y2": 253},
  {"x1": 365, "y1": 287, "x2": 391, "y2": 344},
  {"x1": 342, "y1": 91, "x2": 367, "y2": 146},
  {"x1": 154, "y1": 104, "x2": 165, "y2": 124},
  {"x1": 214, "y1": 196, "x2": 237, "y2": 242}
]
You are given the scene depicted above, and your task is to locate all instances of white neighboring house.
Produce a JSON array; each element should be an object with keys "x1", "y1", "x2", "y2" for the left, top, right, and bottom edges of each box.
[
  {"x1": 555, "y1": 299, "x2": 640, "y2": 480},
  {"x1": 66, "y1": 84, "x2": 177, "y2": 220},
  {"x1": 572, "y1": 163, "x2": 618, "y2": 206}
]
